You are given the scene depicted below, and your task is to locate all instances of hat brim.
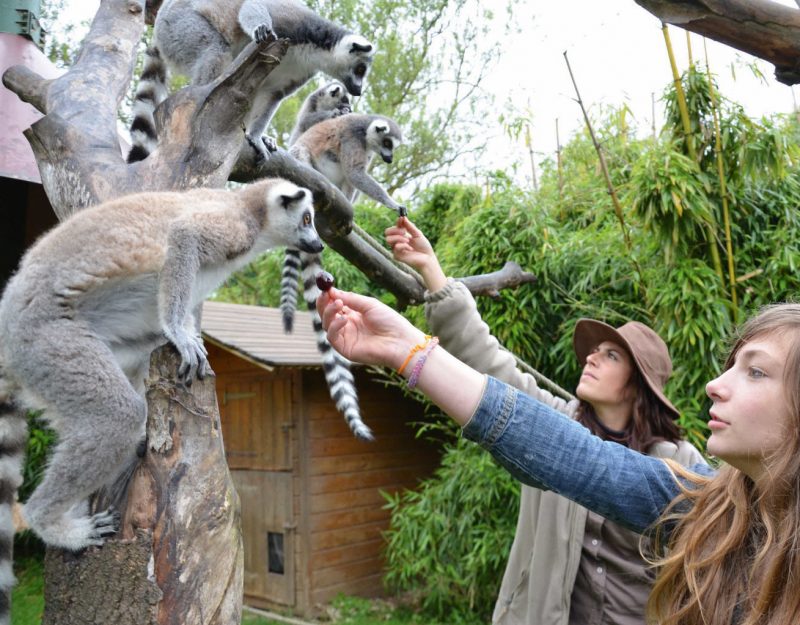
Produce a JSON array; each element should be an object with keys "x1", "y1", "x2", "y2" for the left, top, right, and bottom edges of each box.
[{"x1": 572, "y1": 318, "x2": 680, "y2": 419}]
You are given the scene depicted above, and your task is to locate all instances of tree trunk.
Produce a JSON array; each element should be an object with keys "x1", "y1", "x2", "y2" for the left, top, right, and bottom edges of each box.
[{"x1": 42, "y1": 346, "x2": 242, "y2": 625}]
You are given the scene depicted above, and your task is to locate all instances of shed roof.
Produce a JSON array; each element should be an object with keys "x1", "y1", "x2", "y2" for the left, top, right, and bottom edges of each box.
[
  {"x1": 0, "y1": 33, "x2": 63, "y2": 183},
  {"x1": 201, "y1": 300, "x2": 328, "y2": 369}
]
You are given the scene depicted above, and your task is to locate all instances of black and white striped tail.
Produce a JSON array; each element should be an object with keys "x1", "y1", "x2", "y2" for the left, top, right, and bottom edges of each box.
[
  {"x1": 0, "y1": 371, "x2": 29, "y2": 625},
  {"x1": 280, "y1": 249, "x2": 302, "y2": 334},
  {"x1": 300, "y1": 253, "x2": 373, "y2": 441},
  {"x1": 127, "y1": 46, "x2": 168, "y2": 164}
]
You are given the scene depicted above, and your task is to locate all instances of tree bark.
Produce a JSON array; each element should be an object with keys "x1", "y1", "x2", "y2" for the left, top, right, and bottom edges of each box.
[
  {"x1": 633, "y1": 0, "x2": 800, "y2": 85},
  {"x1": 42, "y1": 346, "x2": 242, "y2": 625}
]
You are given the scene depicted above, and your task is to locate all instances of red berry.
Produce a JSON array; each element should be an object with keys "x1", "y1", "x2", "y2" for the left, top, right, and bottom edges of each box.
[{"x1": 316, "y1": 271, "x2": 335, "y2": 292}]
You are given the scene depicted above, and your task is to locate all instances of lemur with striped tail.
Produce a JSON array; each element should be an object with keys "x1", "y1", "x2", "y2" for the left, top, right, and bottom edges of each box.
[
  {"x1": 281, "y1": 113, "x2": 405, "y2": 332},
  {"x1": 127, "y1": 0, "x2": 374, "y2": 162},
  {"x1": 0, "y1": 179, "x2": 322, "y2": 624}
]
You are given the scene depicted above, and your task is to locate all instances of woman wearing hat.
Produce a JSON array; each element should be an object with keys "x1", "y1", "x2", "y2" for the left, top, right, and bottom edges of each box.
[{"x1": 385, "y1": 217, "x2": 704, "y2": 625}]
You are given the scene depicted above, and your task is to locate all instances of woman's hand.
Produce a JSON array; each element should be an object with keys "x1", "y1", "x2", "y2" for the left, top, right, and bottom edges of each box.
[
  {"x1": 317, "y1": 288, "x2": 426, "y2": 370},
  {"x1": 385, "y1": 217, "x2": 448, "y2": 291}
]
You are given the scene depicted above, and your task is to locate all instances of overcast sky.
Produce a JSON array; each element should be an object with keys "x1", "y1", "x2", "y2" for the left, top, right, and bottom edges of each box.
[{"x1": 59, "y1": 0, "x2": 800, "y2": 185}]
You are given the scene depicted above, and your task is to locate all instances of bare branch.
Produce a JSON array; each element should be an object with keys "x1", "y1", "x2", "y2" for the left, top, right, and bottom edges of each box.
[{"x1": 633, "y1": 0, "x2": 800, "y2": 84}]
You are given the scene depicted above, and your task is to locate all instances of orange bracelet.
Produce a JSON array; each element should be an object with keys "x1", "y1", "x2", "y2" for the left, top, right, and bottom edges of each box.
[{"x1": 397, "y1": 335, "x2": 432, "y2": 375}]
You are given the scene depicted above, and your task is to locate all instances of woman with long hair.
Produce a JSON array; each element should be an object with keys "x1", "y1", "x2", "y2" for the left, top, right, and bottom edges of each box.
[
  {"x1": 385, "y1": 217, "x2": 703, "y2": 624},
  {"x1": 317, "y1": 284, "x2": 800, "y2": 625}
]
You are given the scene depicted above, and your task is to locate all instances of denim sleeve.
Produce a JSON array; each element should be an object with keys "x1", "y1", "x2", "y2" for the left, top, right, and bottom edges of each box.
[{"x1": 462, "y1": 376, "x2": 714, "y2": 534}]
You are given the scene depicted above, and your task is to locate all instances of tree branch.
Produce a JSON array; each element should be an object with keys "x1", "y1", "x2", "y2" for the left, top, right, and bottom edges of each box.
[{"x1": 633, "y1": 0, "x2": 800, "y2": 84}]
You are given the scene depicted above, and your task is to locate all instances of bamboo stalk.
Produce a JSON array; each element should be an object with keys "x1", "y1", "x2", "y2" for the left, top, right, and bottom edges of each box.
[
  {"x1": 661, "y1": 23, "x2": 725, "y2": 283},
  {"x1": 563, "y1": 51, "x2": 648, "y2": 301},
  {"x1": 651, "y1": 92, "x2": 657, "y2": 140},
  {"x1": 686, "y1": 31, "x2": 693, "y2": 67},
  {"x1": 556, "y1": 118, "x2": 564, "y2": 207},
  {"x1": 525, "y1": 123, "x2": 539, "y2": 192},
  {"x1": 704, "y1": 38, "x2": 739, "y2": 320}
]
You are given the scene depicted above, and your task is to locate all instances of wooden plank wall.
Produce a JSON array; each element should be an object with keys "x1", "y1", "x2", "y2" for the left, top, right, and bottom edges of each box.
[
  {"x1": 299, "y1": 369, "x2": 441, "y2": 610},
  {"x1": 205, "y1": 343, "x2": 442, "y2": 616}
]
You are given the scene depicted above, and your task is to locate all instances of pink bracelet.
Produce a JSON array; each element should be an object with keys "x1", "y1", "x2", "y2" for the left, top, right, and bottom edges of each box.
[{"x1": 407, "y1": 336, "x2": 439, "y2": 389}]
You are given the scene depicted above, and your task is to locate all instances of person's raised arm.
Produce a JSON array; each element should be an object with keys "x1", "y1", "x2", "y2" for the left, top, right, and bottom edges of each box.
[
  {"x1": 385, "y1": 217, "x2": 448, "y2": 292},
  {"x1": 318, "y1": 287, "x2": 484, "y2": 423}
]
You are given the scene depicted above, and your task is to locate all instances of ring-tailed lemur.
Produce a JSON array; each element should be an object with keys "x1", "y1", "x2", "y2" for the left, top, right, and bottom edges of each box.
[
  {"x1": 289, "y1": 114, "x2": 406, "y2": 215},
  {"x1": 281, "y1": 79, "x2": 353, "y2": 333},
  {"x1": 0, "y1": 179, "x2": 324, "y2": 624},
  {"x1": 287, "y1": 80, "x2": 351, "y2": 146},
  {"x1": 127, "y1": 0, "x2": 375, "y2": 163},
  {"x1": 282, "y1": 113, "x2": 405, "y2": 330},
  {"x1": 278, "y1": 115, "x2": 405, "y2": 443}
]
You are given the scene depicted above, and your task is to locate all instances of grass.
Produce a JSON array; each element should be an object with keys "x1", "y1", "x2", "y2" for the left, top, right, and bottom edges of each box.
[{"x1": 11, "y1": 556, "x2": 44, "y2": 625}]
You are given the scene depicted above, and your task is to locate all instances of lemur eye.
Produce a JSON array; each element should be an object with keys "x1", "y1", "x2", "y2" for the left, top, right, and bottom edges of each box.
[
  {"x1": 383, "y1": 139, "x2": 392, "y2": 149},
  {"x1": 354, "y1": 64, "x2": 366, "y2": 77},
  {"x1": 303, "y1": 212, "x2": 312, "y2": 226}
]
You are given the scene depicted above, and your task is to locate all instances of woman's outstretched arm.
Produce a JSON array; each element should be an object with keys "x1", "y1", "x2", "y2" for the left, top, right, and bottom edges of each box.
[{"x1": 318, "y1": 289, "x2": 713, "y2": 532}]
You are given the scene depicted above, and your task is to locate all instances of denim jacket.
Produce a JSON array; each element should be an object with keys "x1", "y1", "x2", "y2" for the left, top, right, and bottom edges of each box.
[{"x1": 463, "y1": 376, "x2": 714, "y2": 533}]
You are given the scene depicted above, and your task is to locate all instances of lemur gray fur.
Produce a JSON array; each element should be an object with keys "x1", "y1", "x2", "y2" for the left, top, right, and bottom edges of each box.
[
  {"x1": 127, "y1": 0, "x2": 374, "y2": 163},
  {"x1": 288, "y1": 114, "x2": 406, "y2": 215},
  {"x1": 277, "y1": 115, "x2": 405, "y2": 444},
  {"x1": 287, "y1": 80, "x2": 351, "y2": 146},
  {"x1": 0, "y1": 179, "x2": 322, "y2": 624},
  {"x1": 280, "y1": 79, "x2": 352, "y2": 333}
]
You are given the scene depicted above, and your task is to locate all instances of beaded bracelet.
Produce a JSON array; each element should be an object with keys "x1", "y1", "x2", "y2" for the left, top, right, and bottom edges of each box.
[
  {"x1": 397, "y1": 335, "x2": 432, "y2": 375},
  {"x1": 408, "y1": 336, "x2": 439, "y2": 389}
]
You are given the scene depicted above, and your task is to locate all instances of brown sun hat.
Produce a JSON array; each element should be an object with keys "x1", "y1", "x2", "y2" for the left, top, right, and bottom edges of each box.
[{"x1": 572, "y1": 318, "x2": 680, "y2": 419}]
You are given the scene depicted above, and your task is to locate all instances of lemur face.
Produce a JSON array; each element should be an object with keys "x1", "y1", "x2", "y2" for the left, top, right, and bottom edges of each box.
[
  {"x1": 268, "y1": 183, "x2": 324, "y2": 254},
  {"x1": 335, "y1": 36, "x2": 375, "y2": 96},
  {"x1": 319, "y1": 81, "x2": 351, "y2": 114},
  {"x1": 367, "y1": 119, "x2": 402, "y2": 164}
]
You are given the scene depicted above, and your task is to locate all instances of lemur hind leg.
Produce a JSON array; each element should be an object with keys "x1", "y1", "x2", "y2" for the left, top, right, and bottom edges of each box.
[{"x1": 19, "y1": 323, "x2": 146, "y2": 551}]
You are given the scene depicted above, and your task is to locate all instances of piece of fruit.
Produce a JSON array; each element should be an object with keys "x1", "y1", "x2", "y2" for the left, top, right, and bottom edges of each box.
[{"x1": 316, "y1": 271, "x2": 335, "y2": 292}]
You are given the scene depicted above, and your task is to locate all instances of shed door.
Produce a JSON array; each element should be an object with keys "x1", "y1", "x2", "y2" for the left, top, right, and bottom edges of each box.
[
  {"x1": 233, "y1": 471, "x2": 295, "y2": 606},
  {"x1": 218, "y1": 373, "x2": 293, "y2": 471}
]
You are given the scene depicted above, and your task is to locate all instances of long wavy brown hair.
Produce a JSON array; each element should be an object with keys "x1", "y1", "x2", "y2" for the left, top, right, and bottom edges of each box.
[
  {"x1": 647, "y1": 303, "x2": 800, "y2": 625},
  {"x1": 575, "y1": 366, "x2": 683, "y2": 453}
]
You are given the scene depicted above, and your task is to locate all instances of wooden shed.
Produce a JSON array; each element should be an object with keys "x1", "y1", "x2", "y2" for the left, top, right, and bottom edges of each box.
[{"x1": 201, "y1": 300, "x2": 442, "y2": 617}]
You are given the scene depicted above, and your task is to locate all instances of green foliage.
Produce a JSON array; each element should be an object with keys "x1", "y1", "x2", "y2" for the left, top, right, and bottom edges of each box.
[
  {"x1": 11, "y1": 557, "x2": 44, "y2": 625},
  {"x1": 382, "y1": 438, "x2": 519, "y2": 622},
  {"x1": 20, "y1": 413, "x2": 54, "y2": 504},
  {"x1": 627, "y1": 140, "x2": 715, "y2": 259}
]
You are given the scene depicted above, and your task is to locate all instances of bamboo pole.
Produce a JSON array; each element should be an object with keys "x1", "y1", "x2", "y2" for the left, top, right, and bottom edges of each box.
[
  {"x1": 556, "y1": 118, "x2": 564, "y2": 206},
  {"x1": 651, "y1": 92, "x2": 657, "y2": 140},
  {"x1": 686, "y1": 31, "x2": 693, "y2": 67},
  {"x1": 661, "y1": 23, "x2": 725, "y2": 283},
  {"x1": 563, "y1": 51, "x2": 648, "y2": 301},
  {"x1": 704, "y1": 38, "x2": 739, "y2": 320},
  {"x1": 525, "y1": 123, "x2": 539, "y2": 192}
]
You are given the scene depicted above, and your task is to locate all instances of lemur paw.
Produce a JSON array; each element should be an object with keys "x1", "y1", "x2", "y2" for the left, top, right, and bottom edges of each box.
[
  {"x1": 396, "y1": 205, "x2": 408, "y2": 217},
  {"x1": 168, "y1": 330, "x2": 209, "y2": 385},
  {"x1": 261, "y1": 136, "x2": 278, "y2": 153},
  {"x1": 253, "y1": 25, "x2": 276, "y2": 44},
  {"x1": 87, "y1": 507, "x2": 120, "y2": 545}
]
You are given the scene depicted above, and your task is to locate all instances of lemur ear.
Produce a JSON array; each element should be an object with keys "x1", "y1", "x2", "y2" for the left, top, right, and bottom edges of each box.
[
  {"x1": 350, "y1": 42, "x2": 373, "y2": 54},
  {"x1": 280, "y1": 189, "x2": 307, "y2": 208},
  {"x1": 330, "y1": 86, "x2": 341, "y2": 96}
]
